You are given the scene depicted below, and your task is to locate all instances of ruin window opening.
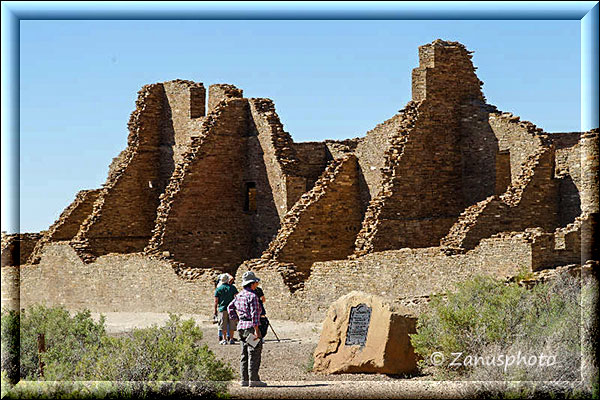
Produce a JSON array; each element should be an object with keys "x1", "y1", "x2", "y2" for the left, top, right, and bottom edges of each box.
[{"x1": 244, "y1": 182, "x2": 257, "y2": 212}]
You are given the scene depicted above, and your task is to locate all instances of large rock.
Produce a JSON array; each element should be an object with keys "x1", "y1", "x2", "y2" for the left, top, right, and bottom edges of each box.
[{"x1": 312, "y1": 291, "x2": 419, "y2": 375}]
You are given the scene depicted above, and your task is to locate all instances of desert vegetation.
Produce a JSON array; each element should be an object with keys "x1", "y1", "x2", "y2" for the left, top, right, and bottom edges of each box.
[
  {"x1": 410, "y1": 272, "x2": 598, "y2": 398},
  {"x1": 1, "y1": 306, "x2": 233, "y2": 398}
]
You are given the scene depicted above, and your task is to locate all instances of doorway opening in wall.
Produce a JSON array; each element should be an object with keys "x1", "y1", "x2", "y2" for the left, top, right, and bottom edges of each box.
[{"x1": 244, "y1": 182, "x2": 257, "y2": 212}]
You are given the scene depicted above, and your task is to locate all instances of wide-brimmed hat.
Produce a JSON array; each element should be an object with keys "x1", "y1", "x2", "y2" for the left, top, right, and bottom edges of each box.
[
  {"x1": 241, "y1": 271, "x2": 260, "y2": 287},
  {"x1": 219, "y1": 273, "x2": 231, "y2": 285}
]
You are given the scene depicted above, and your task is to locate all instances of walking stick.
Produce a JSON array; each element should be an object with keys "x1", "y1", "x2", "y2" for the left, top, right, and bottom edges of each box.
[{"x1": 268, "y1": 321, "x2": 281, "y2": 342}]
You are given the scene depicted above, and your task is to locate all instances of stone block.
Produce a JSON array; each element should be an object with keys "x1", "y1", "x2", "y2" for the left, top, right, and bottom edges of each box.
[{"x1": 313, "y1": 291, "x2": 418, "y2": 375}]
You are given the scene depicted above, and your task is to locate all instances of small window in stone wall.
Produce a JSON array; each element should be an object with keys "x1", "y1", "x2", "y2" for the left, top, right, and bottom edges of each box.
[{"x1": 244, "y1": 182, "x2": 257, "y2": 212}]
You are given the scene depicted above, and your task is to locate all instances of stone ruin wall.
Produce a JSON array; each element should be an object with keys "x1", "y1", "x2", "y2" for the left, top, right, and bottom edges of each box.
[
  {"x1": 28, "y1": 189, "x2": 101, "y2": 264},
  {"x1": 147, "y1": 98, "x2": 254, "y2": 272},
  {"x1": 4, "y1": 40, "x2": 596, "y2": 323},
  {"x1": 69, "y1": 83, "x2": 170, "y2": 261},
  {"x1": 355, "y1": 41, "x2": 486, "y2": 253},
  {"x1": 260, "y1": 155, "x2": 364, "y2": 273},
  {"x1": 441, "y1": 146, "x2": 560, "y2": 252},
  {"x1": 4, "y1": 235, "x2": 532, "y2": 322}
]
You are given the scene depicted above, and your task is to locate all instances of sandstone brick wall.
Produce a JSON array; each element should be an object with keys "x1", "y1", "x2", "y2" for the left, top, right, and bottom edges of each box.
[
  {"x1": 353, "y1": 103, "x2": 419, "y2": 256},
  {"x1": 1, "y1": 233, "x2": 43, "y2": 267},
  {"x1": 292, "y1": 141, "x2": 330, "y2": 191},
  {"x1": 355, "y1": 40, "x2": 488, "y2": 254},
  {"x1": 15, "y1": 243, "x2": 217, "y2": 315},
  {"x1": 580, "y1": 130, "x2": 600, "y2": 264},
  {"x1": 487, "y1": 112, "x2": 547, "y2": 182},
  {"x1": 458, "y1": 101, "x2": 503, "y2": 205},
  {"x1": 71, "y1": 84, "x2": 169, "y2": 261},
  {"x1": 8, "y1": 236, "x2": 528, "y2": 322},
  {"x1": 11, "y1": 40, "x2": 594, "y2": 325},
  {"x1": 241, "y1": 236, "x2": 532, "y2": 322},
  {"x1": 207, "y1": 84, "x2": 243, "y2": 114},
  {"x1": 28, "y1": 189, "x2": 100, "y2": 264},
  {"x1": 552, "y1": 132, "x2": 582, "y2": 226},
  {"x1": 442, "y1": 146, "x2": 559, "y2": 251},
  {"x1": 146, "y1": 99, "x2": 253, "y2": 272},
  {"x1": 262, "y1": 155, "x2": 364, "y2": 272},
  {"x1": 247, "y1": 98, "x2": 300, "y2": 218},
  {"x1": 354, "y1": 112, "x2": 411, "y2": 207},
  {"x1": 1, "y1": 266, "x2": 19, "y2": 311},
  {"x1": 162, "y1": 80, "x2": 206, "y2": 170},
  {"x1": 411, "y1": 40, "x2": 484, "y2": 104}
]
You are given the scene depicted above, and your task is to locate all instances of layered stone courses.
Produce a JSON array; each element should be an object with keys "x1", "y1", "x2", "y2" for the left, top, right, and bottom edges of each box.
[
  {"x1": 260, "y1": 154, "x2": 363, "y2": 272},
  {"x1": 28, "y1": 189, "x2": 101, "y2": 264},
  {"x1": 7, "y1": 40, "x2": 597, "y2": 323}
]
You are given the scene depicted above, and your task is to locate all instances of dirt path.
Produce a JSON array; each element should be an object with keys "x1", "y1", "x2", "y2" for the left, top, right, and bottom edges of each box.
[{"x1": 91, "y1": 312, "x2": 457, "y2": 399}]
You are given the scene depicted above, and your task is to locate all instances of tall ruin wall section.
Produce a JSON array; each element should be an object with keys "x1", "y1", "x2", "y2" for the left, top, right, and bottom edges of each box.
[
  {"x1": 552, "y1": 132, "x2": 582, "y2": 227},
  {"x1": 356, "y1": 40, "x2": 486, "y2": 253},
  {"x1": 147, "y1": 99, "x2": 253, "y2": 272},
  {"x1": 262, "y1": 155, "x2": 364, "y2": 272},
  {"x1": 442, "y1": 147, "x2": 559, "y2": 251},
  {"x1": 70, "y1": 84, "x2": 173, "y2": 260}
]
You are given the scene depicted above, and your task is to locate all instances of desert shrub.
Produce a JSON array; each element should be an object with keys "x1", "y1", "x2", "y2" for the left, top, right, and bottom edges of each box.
[
  {"x1": 410, "y1": 273, "x2": 583, "y2": 382},
  {"x1": 1, "y1": 308, "x2": 20, "y2": 383},
  {"x1": 18, "y1": 305, "x2": 106, "y2": 380},
  {"x1": 75, "y1": 314, "x2": 233, "y2": 384},
  {"x1": 0, "y1": 305, "x2": 233, "y2": 398}
]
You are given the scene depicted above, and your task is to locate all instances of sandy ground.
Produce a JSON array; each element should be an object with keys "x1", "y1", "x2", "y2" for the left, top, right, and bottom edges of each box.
[{"x1": 90, "y1": 312, "x2": 463, "y2": 399}]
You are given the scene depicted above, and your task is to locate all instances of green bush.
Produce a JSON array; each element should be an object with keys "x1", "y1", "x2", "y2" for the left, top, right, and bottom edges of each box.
[
  {"x1": 18, "y1": 305, "x2": 106, "y2": 380},
  {"x1": 0, "y1": 305, "x2": 234, "y2": 398},
  {"x1": 410, "y1": 273, "x2": 583, "y2": 382},
  {"x1": 1, "y1": 308, "x2": 20, "y2": 383},
  {"x1": 75, "y1": 314, "x2": 233, "y2": 383}
]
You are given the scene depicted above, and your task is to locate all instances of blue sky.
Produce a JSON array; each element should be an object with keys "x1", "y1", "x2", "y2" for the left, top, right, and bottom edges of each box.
[{"x1": 15, "y1": 19, "x2": 581, "y2": 233}]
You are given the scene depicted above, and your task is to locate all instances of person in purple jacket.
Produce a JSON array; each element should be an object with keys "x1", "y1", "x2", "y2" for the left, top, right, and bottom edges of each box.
[{"x1": 227, "y1": 271, "x2": 267, "y2": 388}]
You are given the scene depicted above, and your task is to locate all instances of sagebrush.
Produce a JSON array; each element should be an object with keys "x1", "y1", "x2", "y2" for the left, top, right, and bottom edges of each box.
[
  {"x1": 410, "y1": 273, "x2": 584, "y2": 382},
  {"x1": 1, "y1": 305, "x2": 234, "y2": 398}
]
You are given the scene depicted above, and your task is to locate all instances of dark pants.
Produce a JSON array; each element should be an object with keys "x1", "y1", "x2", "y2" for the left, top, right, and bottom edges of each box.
[{"x1": 238, "y1": 328, "x2": 263, "y2": 383}]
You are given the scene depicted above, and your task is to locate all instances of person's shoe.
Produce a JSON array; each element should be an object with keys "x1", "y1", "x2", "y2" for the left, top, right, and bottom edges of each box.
[
  {"x1": 240, "y1": 381, "x2": 249, "y2": 387},
  {"x1": 229, "y1": 338, "x2": 236, "y2": 344},
  {"x1": 219, "y1": 339, "x2": 228, "y2": 345},
  {"x1": 249, "y1": 380, "x2": 267, "y2": 387}
]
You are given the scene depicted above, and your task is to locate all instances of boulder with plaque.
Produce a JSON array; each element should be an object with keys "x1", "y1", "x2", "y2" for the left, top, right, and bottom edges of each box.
[{"x1": 312, "y1": 291, "x2": 419, "y2": 375}]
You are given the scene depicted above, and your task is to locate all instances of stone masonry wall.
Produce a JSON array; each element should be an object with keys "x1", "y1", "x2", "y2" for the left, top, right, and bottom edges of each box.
[
  {"x1": 354, "y1": 40, "x2": 487, "y2": 254},
  {"x1": 580, "y1": 130, "x2": 600, "y2": 264},
  {"x1": 15, "y1": 243, "x2": 217, "y2": 315},
  {"x1": 146, "y1": 99, "x2": 252, "y2": 273},
  {"x1": 207, "y1": 84, "x2": 243, "y2": 114},
  {"x1": 487, "y1": 112, "x2": 546, "y2": 183},
  {"x1": 247, "y1": 98, "x2": 300, "y2": 219},
  {"x1": 9, "y1": 236, "x2": 530, "y2": 323},
  {"x1": 368, "y1": 99, "x2": 464, "y2": 251},
  {"x1": 353, "y1": 103, "x2": 419, "y2": 256},
  {"x1": 354, "y1": 112, "x2": 412, "y2": 208},
  {"x1": 71, "y1": 84, "x2": 168, "y2": 261},
  {"x1": 239, "y1": 237, "x2": 531, "y2": 322},
  {"x1": 28, "y1": 189, "x2": 101, "y2": 264},
  {"x1": 442, "y1": 146, "x2": 559, "y2": 251},
  {"x1": 458, "y1": 101, "x2": 503, "y2": 205},
  {"x1": 162, "y1": 80, "x2": 206, "y2": 172},
  {"x1": 292, "y1": 141, "x2": 331, "y2": 191},
  {"x1": 1, "y1": 233, "x2": 43, "y2": 267},
  {"x1": 552, "y1": 133, "x2": 582, "y2": 227},
  {"x1": 262, "y1": 155, "x2": 364, "y2": 272}
]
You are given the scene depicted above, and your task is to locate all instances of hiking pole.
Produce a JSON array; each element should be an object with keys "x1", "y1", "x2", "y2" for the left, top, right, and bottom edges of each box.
[{"x1": 268, "y1": 321, "x2": 281, "y2": 342}]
